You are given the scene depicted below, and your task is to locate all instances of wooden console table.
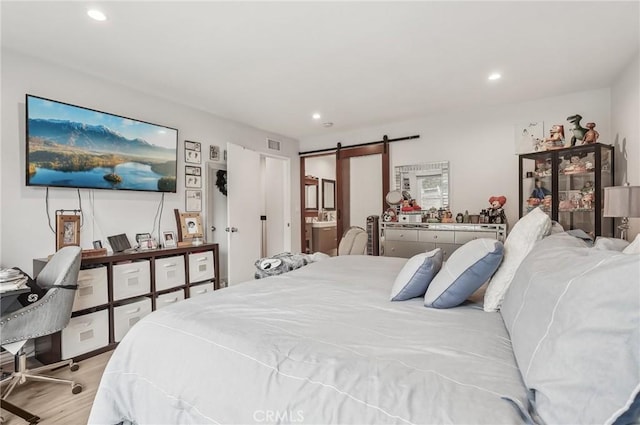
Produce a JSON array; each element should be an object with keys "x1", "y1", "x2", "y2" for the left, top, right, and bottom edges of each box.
[{"x1": 33, "y1": 243, "x2": 219, "y2": 363}]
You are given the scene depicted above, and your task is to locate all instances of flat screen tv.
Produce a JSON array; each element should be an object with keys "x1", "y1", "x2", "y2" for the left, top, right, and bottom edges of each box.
[{"x1": 26, "y1": 94, "x2": 178, "y2": 192}]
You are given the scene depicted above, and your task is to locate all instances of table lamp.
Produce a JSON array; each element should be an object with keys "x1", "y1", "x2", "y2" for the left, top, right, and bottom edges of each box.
[{"x1": 603, "y1": 184, "x2": 640, "y2": 240}]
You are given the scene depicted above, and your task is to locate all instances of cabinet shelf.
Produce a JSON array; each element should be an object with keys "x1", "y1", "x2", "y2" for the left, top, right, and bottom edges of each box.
[
  {"x1": 519, "y1": 143, "x2": 614, "y2": 238},
  {"x1": 33, "y1": 243, "x2": 219, "y2": 364}
]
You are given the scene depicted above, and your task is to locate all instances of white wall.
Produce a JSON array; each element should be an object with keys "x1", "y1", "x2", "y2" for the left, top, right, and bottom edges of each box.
[
  {"x1": 301, "y1": 88, "x2": 617, "y2": 229},
  {"x1": 611, "y1": 54, "x2": 640, "y2": 239},
  {"x1": 1, "y1": 49, "x2": 300, "y2": 273}
]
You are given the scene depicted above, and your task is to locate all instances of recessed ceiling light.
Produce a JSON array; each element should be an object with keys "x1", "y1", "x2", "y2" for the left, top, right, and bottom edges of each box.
[
  {"x1": 312, "y1": 113, "x2": 321, "y2": 120},
  {"x1": 322, "y1": 122, "x2": 334, "y2": 128},
  {"x1": 87, "y1": 9, "x2": 107, "y2": 21},
  {"x1": 488, "y1": 72, "x2": 502, "y2": 81}
]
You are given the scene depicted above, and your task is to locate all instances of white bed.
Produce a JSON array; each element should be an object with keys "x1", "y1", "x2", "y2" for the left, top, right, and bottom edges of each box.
[{"x1": 89, "y1": 255, "x2": 526, "y2": 424}]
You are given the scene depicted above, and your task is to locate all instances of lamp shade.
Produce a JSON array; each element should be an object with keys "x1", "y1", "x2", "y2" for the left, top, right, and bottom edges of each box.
[{"x1": 603, "y1": 186, "x2": 640, "y2": 218}]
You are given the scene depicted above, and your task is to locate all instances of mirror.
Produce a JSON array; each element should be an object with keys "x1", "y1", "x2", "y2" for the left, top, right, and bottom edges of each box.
[
  {"x1": 305, "y1": 176, "x2": 319, "y2": 210},
  {"x1": 394, "y1": 161, "x2": 449, "y2": 210},
  {"x1": 322, "y1": 178, "x2": 336, "y2": 210}
]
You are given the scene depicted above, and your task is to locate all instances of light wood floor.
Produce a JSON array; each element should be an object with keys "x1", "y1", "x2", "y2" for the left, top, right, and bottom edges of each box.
[{"x1": 1, "y1": 350, "x2": 113, "y2": 425}]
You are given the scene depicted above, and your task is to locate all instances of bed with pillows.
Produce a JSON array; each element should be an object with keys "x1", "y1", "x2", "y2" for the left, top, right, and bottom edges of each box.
[{"x1": 88, "y1": 208, "x2": 639, "y2": 424}]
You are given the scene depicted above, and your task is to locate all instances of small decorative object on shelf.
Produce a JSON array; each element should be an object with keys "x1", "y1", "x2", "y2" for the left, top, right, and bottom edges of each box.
[
  {"x1": 567, "y1": 114, "x2": 588, "y2": 146},
  {"x1": 441, "y1": 209, "x2": 454, "y2": 223},
  {"x1": 537, "y1": 124, "x2": 565, "y2": 151},
  {"x1": 583, "y1": 123, "x2": 599, "y2": 144},
  {"x1": 531, "y1": 178, "x2": 552, "y2": 199},
  {"x1": 487, "y1": 196, "x2": 507, "y2": 224},
  {"x1": 382, "y1": 208, "x2": 397, "y2": 222},
  {"x1": 561, "y1": 154, "x2": 592, "y2": 174},
  {"x1": 456, "y1": 213, "x2": 464, "y2": 223}
]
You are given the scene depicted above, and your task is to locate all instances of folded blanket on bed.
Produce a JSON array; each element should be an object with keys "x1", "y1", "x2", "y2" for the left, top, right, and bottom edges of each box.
[{"x1": 254, "y1": 252, "x2": 329, "y2": 279}]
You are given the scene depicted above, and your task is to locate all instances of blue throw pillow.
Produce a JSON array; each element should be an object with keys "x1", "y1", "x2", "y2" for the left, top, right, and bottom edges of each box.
[
  {"x1": 390, "y1": 249, "x2": 443, "y2": 301},
  {"x1": 424, "y1": 239, "x2": 504, "y2": 308}
]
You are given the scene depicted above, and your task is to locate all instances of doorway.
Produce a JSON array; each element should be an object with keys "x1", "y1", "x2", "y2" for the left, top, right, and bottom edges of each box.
[
  {"x1": 222, "y1": 143, "x2": 290, "y2": 286},
  {"x1": 299, "y1": 142, "x2": 389, "y2": 254},
  {"x1": 301, "y1": 154, "x2": 337, "y2": 255}
]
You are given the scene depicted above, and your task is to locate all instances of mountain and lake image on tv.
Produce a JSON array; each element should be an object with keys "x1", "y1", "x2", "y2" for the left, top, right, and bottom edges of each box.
[{"x1": 26, "y1": 95, "x2": 178, "y2": 192}]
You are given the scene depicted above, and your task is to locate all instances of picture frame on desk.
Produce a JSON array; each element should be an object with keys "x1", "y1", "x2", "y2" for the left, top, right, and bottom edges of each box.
[
  {"x1": 56, "y1": 214, "x2": 80, "y2": 251},
  {"x1": 174, "y1": 209, "x2": 203, "y2": 241},
  {"x1": 163, "y1": 231, "x2": 177, "y2": 248}
]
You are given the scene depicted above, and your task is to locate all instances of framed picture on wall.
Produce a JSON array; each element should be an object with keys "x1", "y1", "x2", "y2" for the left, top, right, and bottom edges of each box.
[
  {"x1": 210, "y1": 145, "x2": 220, "y2": 161},
  {"x1": 185, "y1": 175, "x2": 201, "y2": 188},
  {"x1": 186, "y1": 190, "x2": 202, "y2": 212},
  {"x1": 56, "y1": 214, "x2": 80, "y2": 251},
  {"x1": 185, "y1": 166, "x2": 201, "y2": 176},
  {"x1": 184, "y1": 140, "x2": 201, "y2": 152},
  {"x1": 515, "y1": 121, "x2": 544, "y2": 154},
  {"x1": 185, "y1": 149, "x2": 201, "y2": 164}
]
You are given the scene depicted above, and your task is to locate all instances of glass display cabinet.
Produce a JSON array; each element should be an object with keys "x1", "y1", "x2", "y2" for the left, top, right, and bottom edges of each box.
[{"x1": 519, "y1": 143, "x2": 615, "y2": 238}]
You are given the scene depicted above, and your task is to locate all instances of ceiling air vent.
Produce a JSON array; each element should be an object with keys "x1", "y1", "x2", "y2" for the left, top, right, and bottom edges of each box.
[{"x1": 267, "y1": 138, "x2": 281, "y2": 151}]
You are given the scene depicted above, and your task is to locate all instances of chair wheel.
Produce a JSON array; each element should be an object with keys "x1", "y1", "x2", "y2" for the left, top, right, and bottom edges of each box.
[
  {"x1": 70, "y1": 363, "x2": 79, "y2": 372},
  {"x1": 72, "y1": 384, "x2": 82, "y2": 394}
]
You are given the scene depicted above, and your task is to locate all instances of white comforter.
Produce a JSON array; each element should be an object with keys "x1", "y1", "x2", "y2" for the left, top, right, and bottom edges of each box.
[{"x1": 89, "y1": 255, "x2": 526, "y2": 424}]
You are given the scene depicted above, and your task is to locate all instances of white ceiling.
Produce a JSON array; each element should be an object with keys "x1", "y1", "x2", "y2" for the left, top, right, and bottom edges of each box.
[{"x1": 2, "y1": 1, "x2": 639, "y2": 140}]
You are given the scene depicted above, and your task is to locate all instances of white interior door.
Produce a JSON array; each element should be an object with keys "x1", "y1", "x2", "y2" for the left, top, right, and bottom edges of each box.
[
  {"x1": 206, "y1": 163, "x2": 228, "y2": 286},
  {"x1": 227, "y1": 143, "x2": 261, "y2": 285},
  {"x1": 350, "y1": 154, "x2": 382, "y2": 229}
]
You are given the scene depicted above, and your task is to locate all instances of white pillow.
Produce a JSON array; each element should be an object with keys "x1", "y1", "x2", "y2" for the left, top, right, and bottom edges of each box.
[
  {"x1": 483, "y1": 207, "x2": 551, "y2": 312},
  {"x1": 390, "y1": 249, "x2": 443, "y2": 301},
  {"x1": 593, "y1": 237, "x2": 629, "y2": 252},
  {"x1": 623, "y1": 233, "x2": 640, "y2": 254}
]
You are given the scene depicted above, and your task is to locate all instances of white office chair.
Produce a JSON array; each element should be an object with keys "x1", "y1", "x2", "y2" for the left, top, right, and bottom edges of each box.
[
  {"x1": 1, "y1": 246, "x2": 83, "y2": 401},
  {"x1": 338, "y1": 226, "x2": 367, "y2": 255}
]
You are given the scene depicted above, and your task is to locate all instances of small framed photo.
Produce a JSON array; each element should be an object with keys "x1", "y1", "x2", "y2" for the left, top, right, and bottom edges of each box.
[
  {"x1": 210, "y1": 145, "x2": 220, "y2": 161},
  {"x1": 185, "y1": 166, "x2": 201, "y2": 176},
  {"x1": 56, "y1": 214, "x2": 80, "y2": 251},
  {"x1": 185, "y1": 149, "x2": 201, "y2": 164},
  {"x1": 135, "y1": 233, "x2": 152, "y2": 245},
  {"x1": 186, "y1": 190, "x2": 202, "y2": 212},
  {"x1": 184, "y1": 140, "x2": 201, "y2": 152},
  {"x1": 163, "y1": 231, "x2": 177, "y2": 248},
  {"x1": 186, "y1": 175, "x2": 202, "y2": 188},
  {"x1": 92, "y1": 240, "x2": 103, "y2": 249},
  {"x1": 174, "y1": 209, "x2": 203, "y2": 241}
]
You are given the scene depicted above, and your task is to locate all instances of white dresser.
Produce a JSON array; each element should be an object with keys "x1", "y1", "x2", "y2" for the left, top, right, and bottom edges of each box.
[{"x1": 380, "y1": 222, "x2": 506, "y2": 260}]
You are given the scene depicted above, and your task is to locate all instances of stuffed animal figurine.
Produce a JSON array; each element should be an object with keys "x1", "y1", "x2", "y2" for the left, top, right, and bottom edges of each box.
[
  {"x1": 583, "y1": 123, "x2": 599, "y2": 144},
  {"x1": 539, "y1": 124, "x2": 565, "y2": 150},
  {"x1": 487, "y1": 196, "x2": 507, "y2": 225}
]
